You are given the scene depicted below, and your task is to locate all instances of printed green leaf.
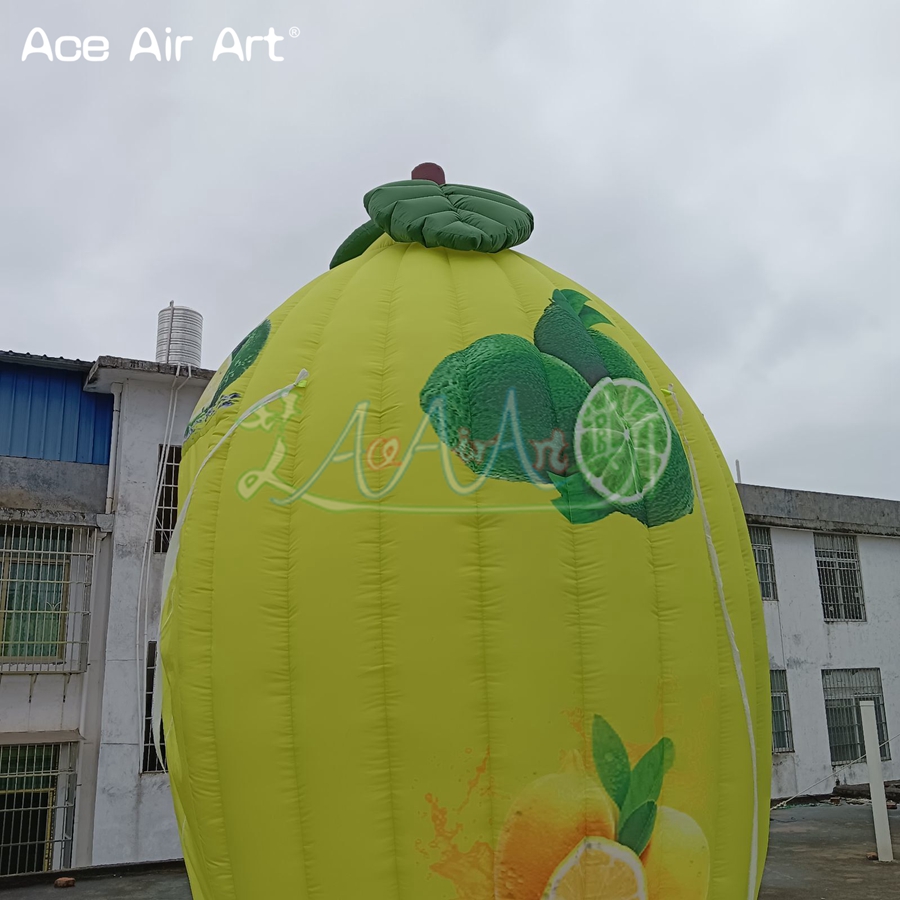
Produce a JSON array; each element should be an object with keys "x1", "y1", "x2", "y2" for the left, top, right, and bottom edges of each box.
[
  {"x1": 549, "y1": 473, "x2": 616, "y2": 525},
  {"x1": 551, "y1": 288, "x2": 585, "y2": 314},
  {"x1": 661, "y1": 736, "x2": 675, "y2": 771},
  {"x1": 579, "y1": 306, "x2": 611, "y2": 327},
  {"x1": 552, "y1": 289, "x2": 611, "y2": 327},
  {"x1": 617, "y1": 800, "x2": 657, "y2": 856},
  {"x1": 212, "y1": 319, "x2": 271, "y2": 405},
  {"x1": 591, "y1": 715, "x2": 631, "y2": 809},
  {"x1": 620, "y1": 737, "x2": 675, "y2": 823}
]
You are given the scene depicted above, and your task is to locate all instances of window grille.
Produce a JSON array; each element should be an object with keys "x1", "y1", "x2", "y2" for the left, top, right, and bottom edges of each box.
[
  {"x1": 815, "y1": 533, "x2": 865, "y2": 621},
  {"x1": 154, "y1": 445, "x2": 182, "y2": 553},
  {"x1": 822, "y1": 668, "x2": 890, "y2": 764},
  {"x1": 0, "y1": 524, "x2": 94, "y2": 673},
  {"x1": 770, "y1": 669, "x2": 794, "y2": 753},
  {"x1": 0, "y1": 743, "x2": 77, "y2": 875},
  {"x1": 142, "y1": 641, "x2": 167, "y2": 773},
  {"x1": 749, "y1": 525, "x2": 778, "y2": 601}
]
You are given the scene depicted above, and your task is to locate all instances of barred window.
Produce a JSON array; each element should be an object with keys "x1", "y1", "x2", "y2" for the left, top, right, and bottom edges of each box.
[
  {"x1": 770, "y1": 669, "x2": 794, "y2": 753},
  {"x1": 142, "y1": 641, "x2": 167, "y2": 773},
  {"x1": 0, "y1": 524, "x2": 94, "y2": 673},
  {"x1": 822, "y1": 668, "x2": 890, "y2": 764},
  {"x1": 154, "y1": 445, "x2": 182, "y2": 553},
  {"x1": 749, "y1": 526, "x2": 778, "y2": 601},
  {"x1": 815, "y1": 533, "x2": 865, "y2": 621},
  {"x1": 0, "y1": 743, "x2": 77, "y2": 875}
]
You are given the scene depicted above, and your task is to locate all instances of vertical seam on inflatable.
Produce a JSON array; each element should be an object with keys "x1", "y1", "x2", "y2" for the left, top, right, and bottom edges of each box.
[
  {"x1": 493, "y1": 253, "x2": 594, "y2": 838},
  {"x1": 671, "y1": 390, "x2": 759, "y2": 900},
  {"x1": 283, "y1": 400, "x2": 310, "y2": 900},
  {"x1": 448, "y1": 248, "x2": 498, "y2": 848},
  {"x1": 566, "y1": 524, "x2": 592, "y2": 840},
  {"x1": 164, "y1": 259, "x2": 372, "y2": 899},
  {"x1": 171, "y1": 384, "x2": 307, "y2": 899},
  {"x1": 276, "y1": 284, "x2": 342, "y2": 897},
  {"x1": 165, "y1": 379, "x2": 317, "y2": 898},
  {"x1": 276, "y1": 248, "x2": 386, "y2": 897},
  {"x1": 643, "y1": 482, "x2": 668, "y2": 833},
  {"x1": 196, "y1": 444, "x2": 239, "y2": 899},
  {"x1": 492, "y1": 251, "x2": 551, "y2": 333},
  {"x1": 373, "y1": 244, "x2": 411, "y2": 900}
]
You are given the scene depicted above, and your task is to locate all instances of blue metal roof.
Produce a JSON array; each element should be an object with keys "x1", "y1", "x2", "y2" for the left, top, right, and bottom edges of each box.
[{"x1": 0, "y1": 362, "x2": 113, "y2": 465}]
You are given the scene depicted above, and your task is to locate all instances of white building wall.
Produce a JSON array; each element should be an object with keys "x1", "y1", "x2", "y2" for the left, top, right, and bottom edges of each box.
[
  {"x1": 90, "y1": 374, "x2": 205, "y2": 865},
  {"x1": 764, "y1": 526, "x2": 900, "y2": 800}
]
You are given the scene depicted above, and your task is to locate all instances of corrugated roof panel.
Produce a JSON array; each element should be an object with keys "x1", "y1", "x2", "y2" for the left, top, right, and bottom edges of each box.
[{"x1": 0, "y1": 362, "x2": 112, "y2": 464}]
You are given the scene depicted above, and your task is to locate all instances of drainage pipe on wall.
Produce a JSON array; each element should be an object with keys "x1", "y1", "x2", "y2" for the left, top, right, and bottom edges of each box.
[{"x1": 105, "y1": 383, "x2": 123, "y2": 514}]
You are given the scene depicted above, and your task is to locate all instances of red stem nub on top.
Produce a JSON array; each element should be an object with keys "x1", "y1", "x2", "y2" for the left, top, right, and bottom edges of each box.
[{"x1": 411, "y1": 163, "x2": 446, "y2": 185}]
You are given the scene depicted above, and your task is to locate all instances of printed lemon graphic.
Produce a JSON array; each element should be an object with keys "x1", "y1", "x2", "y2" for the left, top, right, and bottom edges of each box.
[
  {"x1": 544, "y1": 837, "x2": 647, "y2": 900},
  {"x1": 574, "y1": 378, "x2": 671, "y2": 504},
  {"x1": 495, "y1": 752, "x2": 618, "y2": 900},
  {"x1": 640, "y1": 806, "x2": 710, "y2": 900}
]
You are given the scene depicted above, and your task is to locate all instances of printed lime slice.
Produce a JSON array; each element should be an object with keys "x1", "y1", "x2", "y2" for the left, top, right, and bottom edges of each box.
[{"x1": 574, "y1": 378, "x2": 672, "y2": 505}]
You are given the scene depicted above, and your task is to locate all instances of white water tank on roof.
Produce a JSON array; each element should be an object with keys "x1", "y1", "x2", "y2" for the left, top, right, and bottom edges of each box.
[{"x1": 156, "y1": 304, "x2": 203, "y2": 367}]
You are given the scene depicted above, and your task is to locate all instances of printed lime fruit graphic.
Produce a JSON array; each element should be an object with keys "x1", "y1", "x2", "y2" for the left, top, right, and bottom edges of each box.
[
  {"x1": 640, "y1": 806, "x2": 710, "y2": 900},
  {"x1": 544, "y1": 837, "x2": 647, "y2": 900},
  {"x1": 495, "y1": 751, "x2": 618, "y2": 900},
  {"x1": 574, "y1": 378, "x2": 672, "y2": 504},
  {"x1": 419, "y1": 334, "x2": 562, "y2": 482},
  {"x1": 422, "y1": 289, "x2": 694, "y2": 527}
]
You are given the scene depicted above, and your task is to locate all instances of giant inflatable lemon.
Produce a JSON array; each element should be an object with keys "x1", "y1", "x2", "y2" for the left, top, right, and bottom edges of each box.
[{"x1": 160, "y1": 164, "x2": 770, "y2": 900}]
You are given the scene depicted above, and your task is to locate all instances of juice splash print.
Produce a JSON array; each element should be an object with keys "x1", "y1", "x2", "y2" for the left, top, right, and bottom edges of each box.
[
  {"x1": 418, "y1": 750, "x2": 495, "y2": 900},
  {"x1": 421, "y1": 716, "x2": 709, "y2": 900}
]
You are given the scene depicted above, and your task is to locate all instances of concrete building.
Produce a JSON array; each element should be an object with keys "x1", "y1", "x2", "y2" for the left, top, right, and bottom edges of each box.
[
  {"x1": 0, "y1": 349, "x2": 212, "y2": 875},
  {"x1": 0, "y1": 345, "x2": 896, "y2": 875},
  {"x1": 738, "y1": 483, "x2": 900, "y2": 801}
]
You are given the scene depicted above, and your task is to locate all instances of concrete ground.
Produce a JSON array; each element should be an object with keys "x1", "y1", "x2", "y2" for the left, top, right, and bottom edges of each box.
[
  {"x1": 0, "y1": 867, "x2": 191, "y2": 899},
  {"x1": 1, "y1": 803, "x2": 897, "y2": 898},
  {"x1": 760, "y1": 802, "x2": 899, "y2": 899}
]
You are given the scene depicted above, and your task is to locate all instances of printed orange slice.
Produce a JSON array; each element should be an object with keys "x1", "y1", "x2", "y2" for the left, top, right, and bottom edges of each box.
[{"x1": 543, "y1": 837, "x2": 647, "y2": 900}]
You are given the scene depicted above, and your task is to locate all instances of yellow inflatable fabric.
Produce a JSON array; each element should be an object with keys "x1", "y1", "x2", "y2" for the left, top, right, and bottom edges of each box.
[{"x1": 160, "y1": 166, "x2": 770, "y2": 900}]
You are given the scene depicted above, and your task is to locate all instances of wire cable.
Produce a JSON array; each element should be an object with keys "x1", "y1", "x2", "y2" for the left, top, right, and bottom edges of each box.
[{"x1": 771, "y1": 730, "x2": 900, "y2": 810}]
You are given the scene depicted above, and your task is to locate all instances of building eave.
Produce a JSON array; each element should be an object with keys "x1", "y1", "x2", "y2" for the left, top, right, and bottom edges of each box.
[
  {"x1": 0, "y1": 350, "x2": 93, "y2": 372},
  {"x1": 737, "y1": 482, "x2": 900, "y2": 538},
  {"x1": 84, "y1": 356, "x2": 216, "y2": 392}
]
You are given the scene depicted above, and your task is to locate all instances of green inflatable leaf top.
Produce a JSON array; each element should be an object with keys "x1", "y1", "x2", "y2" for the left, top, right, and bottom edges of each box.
[
  {"x1": 329, "y1": 220, "x2": 384, "y2": 269},
  {"x1": 364, "y1": 180, "x2": 534, "y2": 253}
]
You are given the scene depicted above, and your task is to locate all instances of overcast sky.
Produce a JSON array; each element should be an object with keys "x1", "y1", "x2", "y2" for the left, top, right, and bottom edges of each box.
[{"x1": 2, "y1": 1, "x2": 898, "y2": 500}]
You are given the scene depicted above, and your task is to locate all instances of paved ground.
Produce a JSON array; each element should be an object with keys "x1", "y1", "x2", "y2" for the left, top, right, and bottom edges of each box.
[
  {"x1": 759, "y1": 802, "x2": 899, "y2": 899},
  {"x1": 2, "y1": 803, "x2": 897, "y2": 898},
  {"x1": 0, "y1": 867, "x2": 191, "y2": 899}
]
